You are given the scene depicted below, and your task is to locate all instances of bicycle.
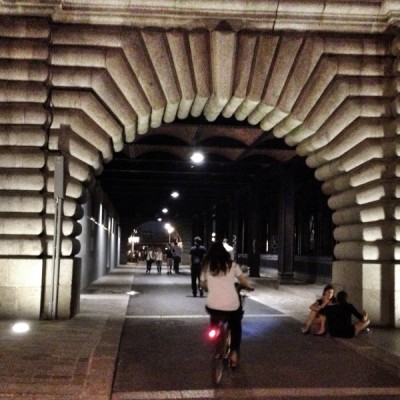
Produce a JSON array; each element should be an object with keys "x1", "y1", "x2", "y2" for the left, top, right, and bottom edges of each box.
[{"x1": 206, "y1": 285, "x2": 253, "y2": 385}]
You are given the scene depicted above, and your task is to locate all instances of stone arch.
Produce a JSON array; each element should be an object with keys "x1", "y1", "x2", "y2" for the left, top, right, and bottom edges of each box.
[{"x1": 0, "y1": 15, "x2": 398, "y2": 325}]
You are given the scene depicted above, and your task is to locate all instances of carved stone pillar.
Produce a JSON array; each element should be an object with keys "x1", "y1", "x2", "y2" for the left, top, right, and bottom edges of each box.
[{"x1": 278, "y1": 168, "x2": 295, "y2": 283}]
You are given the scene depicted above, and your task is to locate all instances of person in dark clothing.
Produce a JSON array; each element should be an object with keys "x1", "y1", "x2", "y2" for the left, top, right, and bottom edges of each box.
[
  {"x1": 171, "y1": 241, "x2": 182, "y2": 274},
  {"x1": 317, "y1": 290, "x2": 370, "y2": 338},
  {"x1": 164, "y1": 243, "x2": 173, "y2": 274},
  {"x1": 189, "y1": 236, "x2": 207, "y2": 297}
]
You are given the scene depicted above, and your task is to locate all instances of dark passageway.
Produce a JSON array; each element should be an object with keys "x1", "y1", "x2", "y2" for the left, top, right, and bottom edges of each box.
[{"x1": 112, "y1": 263, "x2": 400, "y2": 399}]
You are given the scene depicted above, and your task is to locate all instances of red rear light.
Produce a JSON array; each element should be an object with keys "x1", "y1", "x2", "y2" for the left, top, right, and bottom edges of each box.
[{"x1": 208, "y1": 327, "x2": 220, "y2": 340}]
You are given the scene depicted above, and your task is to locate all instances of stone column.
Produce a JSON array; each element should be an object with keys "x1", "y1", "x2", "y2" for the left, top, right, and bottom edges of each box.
[
  {"x1": 246, "y1": 184, "x2": 261, "y2": 277},
  {"x1": 318, "y1": 74, "x2": 400, "y2": 326},
  {"x1": 277, "y1": 168, "x2": 295, "y2": 283}
]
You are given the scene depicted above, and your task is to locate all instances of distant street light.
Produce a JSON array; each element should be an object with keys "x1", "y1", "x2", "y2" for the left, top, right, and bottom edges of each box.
[
  {"x1": 129, "y1": 230, "x2": 140, "y2": 256},
  {"x1": 164, "y1": 223, "x2": 175, "y2": 242}
]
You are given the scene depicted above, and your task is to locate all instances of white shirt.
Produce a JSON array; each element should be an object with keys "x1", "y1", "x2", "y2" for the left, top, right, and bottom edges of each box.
[
  {"x1": 154, "y1": 250, "x2": 163, "y2": 261},
  {"x1": 201, "y1": 262, "x2": 242, "y2": 311},
  {"x1": 171, "y1": 245, "x2": 182, "y2": 257}
]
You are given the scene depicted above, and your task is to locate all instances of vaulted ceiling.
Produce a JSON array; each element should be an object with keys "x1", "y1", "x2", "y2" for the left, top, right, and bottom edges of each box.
[{"x1": 99, "y1": 116, "x2": 297, "y2": 220}]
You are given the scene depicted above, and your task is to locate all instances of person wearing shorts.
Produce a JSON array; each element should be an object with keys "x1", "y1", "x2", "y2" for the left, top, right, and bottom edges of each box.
[{"x1": 317, "y1": 290, "x2": 370, "y2": 338}]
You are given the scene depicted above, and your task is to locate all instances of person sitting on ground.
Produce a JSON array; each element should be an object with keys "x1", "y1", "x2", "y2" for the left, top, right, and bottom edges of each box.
[
  {"x1": 200, "y1": 241, "x2": 254, "y2": 368},
  {"x1": 316, "y1": 290, "x2": 370, "y2": 338},
  {"x1": 301, "y1": 284, "x2": 336, "y2": 334}
]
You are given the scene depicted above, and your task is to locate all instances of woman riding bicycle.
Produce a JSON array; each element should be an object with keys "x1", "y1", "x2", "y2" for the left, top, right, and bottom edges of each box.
[{"x1": 200, "y1": 241, "x2": 253, "y2": 368}]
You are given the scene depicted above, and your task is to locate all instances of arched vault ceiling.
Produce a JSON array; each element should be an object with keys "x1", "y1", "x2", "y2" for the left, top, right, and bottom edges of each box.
[
  {"x1": 0, "y1": 1, "x2": 398, "y2": 220},
  {"x1": 100, "y1": 116, "x2": 297, "y2": 219}
]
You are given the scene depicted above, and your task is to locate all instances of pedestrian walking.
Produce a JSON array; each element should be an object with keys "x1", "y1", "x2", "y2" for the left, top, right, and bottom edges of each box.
[
  {"x1": 189, "y1": 236, "x2": 207, "y2": 297},
  {"x1": 146, "y1": 247, "x2": 154, "y2": 274},
  {"x1": 171, "y1": 241, "x2": 182, "y2": 274},
  {"x1": 164, "y1": 243, "x2": 173, "y2": 274},
  {"x1": 154, "y1": 247, "x2": 163, "y2": 275}
]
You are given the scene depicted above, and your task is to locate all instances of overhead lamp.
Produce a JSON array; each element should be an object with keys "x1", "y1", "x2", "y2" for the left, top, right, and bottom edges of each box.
[
  {"x1": 190, "y1": 151, "x2": 204, "y2": 164},
  {"x1": 162, "y1": 208, "x2": 168, "y2": 214},
  {"x1": 171, "y1": 191, "x2": 179, "y2": 198}
]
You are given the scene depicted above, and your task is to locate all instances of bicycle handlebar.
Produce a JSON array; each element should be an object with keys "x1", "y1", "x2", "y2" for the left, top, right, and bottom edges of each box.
[{"x1": 236, "y1": 283, "x2": 255, "y2": 292}]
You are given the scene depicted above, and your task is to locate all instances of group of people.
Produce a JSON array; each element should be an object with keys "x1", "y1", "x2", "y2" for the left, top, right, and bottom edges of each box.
[
  {"x1": 145, "y1": 247, "x2": 163, "y2": 275},
  {"x1": 194, "y1": 238, "x2": 371, "y2": 367},
  {"x1": 145, "y1": 241, "x2": 182, "y2": 275},
  {"x1": 301, "y1": 284, "x2": 370, "y2": 339},
  {"x1": 144, "y1": 237, "x2": 370, "y2": 368}
]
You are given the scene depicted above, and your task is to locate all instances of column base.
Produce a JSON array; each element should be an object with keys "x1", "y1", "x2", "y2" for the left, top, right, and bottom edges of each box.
[{"x1": 278, "y1": 272, "x2": 294, "y2": 283}]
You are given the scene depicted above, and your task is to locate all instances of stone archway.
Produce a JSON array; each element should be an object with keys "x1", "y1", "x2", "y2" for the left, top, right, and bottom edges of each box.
[{"x1": 0, "y1": 3, "x2": 399, "y2": 325}]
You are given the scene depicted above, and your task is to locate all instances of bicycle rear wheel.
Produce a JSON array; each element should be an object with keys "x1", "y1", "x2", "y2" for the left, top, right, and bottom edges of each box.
[{"x1": 211, "y1": 328, "x2": 230, "y2": 385}]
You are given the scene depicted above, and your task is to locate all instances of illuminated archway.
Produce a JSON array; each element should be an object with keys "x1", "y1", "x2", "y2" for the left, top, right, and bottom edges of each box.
[{"x1": 0, "y1": 4, "x2": 399, "y2": 325}]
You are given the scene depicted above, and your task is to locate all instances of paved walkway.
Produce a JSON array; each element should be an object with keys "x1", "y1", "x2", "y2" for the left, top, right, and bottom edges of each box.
[{"x1": 0, "y1": 264, "x2": 398, "y2": 399}]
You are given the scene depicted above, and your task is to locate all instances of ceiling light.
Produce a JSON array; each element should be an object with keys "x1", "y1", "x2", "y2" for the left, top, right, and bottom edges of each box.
[
  {"x1": 171, "y1": 191, "x2": 179, "y2": 198},
  {"x1": 162, "y1": 208, "x2": 168, "y2": 214},
  {"x1": 190, "y1": 151, "x2": 204, "y2": 164}
]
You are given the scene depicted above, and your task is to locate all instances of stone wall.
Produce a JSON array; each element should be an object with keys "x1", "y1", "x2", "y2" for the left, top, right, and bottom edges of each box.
[{"x1": 0, "y1": 3, "x2": 399, "y2": 324}]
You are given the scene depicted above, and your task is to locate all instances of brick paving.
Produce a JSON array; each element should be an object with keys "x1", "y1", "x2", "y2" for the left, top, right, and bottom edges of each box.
[{"x1": 0, "y1": 264, "x2": 398, "y2": 400}]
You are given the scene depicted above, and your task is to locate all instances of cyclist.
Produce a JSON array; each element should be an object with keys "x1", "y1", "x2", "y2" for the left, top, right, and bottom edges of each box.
[{"x1": 200, "y1": 241, "x2": 253, "y2": 368}]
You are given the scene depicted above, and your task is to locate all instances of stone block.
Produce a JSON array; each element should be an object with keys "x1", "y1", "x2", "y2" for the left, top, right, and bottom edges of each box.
[
  {"x1": 0, "y1": 259, "x2": 43, "y2": 318},
  {"x1": 0, "y1": 287, "x2": 17, "y2": 318},
  {"x1": 333, "y1": 260, "x2": 395, "y2": 325},
  {"x1": 57, "y1": 285, "x2": 72, "y2": 319},
  {"x1": 42, "y1": 258, "x2": 80, "y2": 319},
  {"x1": 15, "y1": 286, "x2": 41, "y2": 319},
  {"x1": 7, "y1": 259, "x2": 42, "y2": 286}
]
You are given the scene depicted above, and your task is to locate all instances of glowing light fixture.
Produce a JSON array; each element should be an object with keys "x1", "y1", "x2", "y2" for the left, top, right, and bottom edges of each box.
[
  {"x1": 12, "y1": 322, "x2": 30, "y2": 334},
  {"x1": 190, "y1": 151, "x2": 204, "y2": 164},
  {"x1": 171, "y1": 191, "x2": 179, "y2": 198},
  {"x1": 162, "y1": 208, "x2": 168, "y2": 214},
  {"x1": 164, "y1": 223, "x2": 175, "y2": 242}
]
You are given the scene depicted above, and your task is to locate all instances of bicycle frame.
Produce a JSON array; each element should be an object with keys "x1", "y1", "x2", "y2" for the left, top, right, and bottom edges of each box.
[
  {"x1": 208, "y1": 317, "x2": 231, "y2": 385},
  {"x1": 207, "y1": 286, "x2": 250, "y2": 385}
]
